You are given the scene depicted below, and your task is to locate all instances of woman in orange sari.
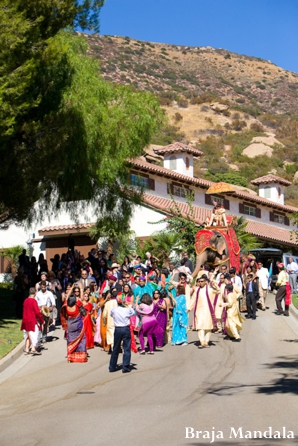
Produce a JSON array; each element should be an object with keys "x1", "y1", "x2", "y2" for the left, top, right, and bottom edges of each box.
[{"x1": 60, "y1": 295, "x2": 88, "y2": 363}]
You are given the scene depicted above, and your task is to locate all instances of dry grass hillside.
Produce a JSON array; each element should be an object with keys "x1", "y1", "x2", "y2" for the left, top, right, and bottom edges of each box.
[
  {"x1": 80, "y1": 33, "x2": 298, "y2": 206},
  {"x1": 83, "y1": 34, "x2": 298, "y2": 115}
]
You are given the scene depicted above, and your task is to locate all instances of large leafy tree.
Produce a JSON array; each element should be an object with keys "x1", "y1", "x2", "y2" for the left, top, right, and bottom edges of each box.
[{"x1": 0, "y1": 1, "x2": 164, "y2": 225}]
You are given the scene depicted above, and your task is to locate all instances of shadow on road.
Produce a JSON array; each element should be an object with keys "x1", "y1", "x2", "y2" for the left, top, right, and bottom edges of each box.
[{"x1": 206, "y1": 355, "x2": 298, "y2": 396}]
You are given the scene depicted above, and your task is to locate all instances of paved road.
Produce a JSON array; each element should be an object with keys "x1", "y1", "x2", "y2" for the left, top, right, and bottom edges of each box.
[{"x1": 0, "y1": 293, "x2": 298, "y2": 446}]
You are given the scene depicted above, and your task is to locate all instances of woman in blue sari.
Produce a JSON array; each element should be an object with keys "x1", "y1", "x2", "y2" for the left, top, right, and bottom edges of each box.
[{"x1": 171, "y1": 284, "x2": 188, "y2": 346}]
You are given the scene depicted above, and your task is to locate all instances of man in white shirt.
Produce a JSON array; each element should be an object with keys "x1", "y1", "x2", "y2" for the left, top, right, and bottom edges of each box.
[
  {"x1": 36, "y1": 282, "x2": 55, "y2": 342},
  {"x1": 229, "y1": 268, "x2": 243, "y2": 291},
  {"x1": 257, "y1": 260, "x2": 269, "y2": 311},
  {"x1": 286, "y1": 257, "x2": 298, "y2": 294},
  {"x1": 109, "y1": 298, "x2": 135, "y2": 374}
]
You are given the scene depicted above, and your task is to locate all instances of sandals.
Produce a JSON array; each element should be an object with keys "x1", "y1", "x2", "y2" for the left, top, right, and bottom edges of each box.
[
  {"x1": 31, "y1": 351, "x2": 42, "y2": 355},
  {"x1": 23, "y1": 351, "x2": 30, "y2": 355},
  {"x1": 198, "y1": 345, "x2": 204, "y2": 349}
]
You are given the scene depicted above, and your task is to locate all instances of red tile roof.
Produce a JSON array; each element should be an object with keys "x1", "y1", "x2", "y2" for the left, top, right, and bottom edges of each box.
[
  {"x1": 143, "y1": 194, "x2": 209, "y2": 224},
  {"x1": 130, "y1": 158, "x2": 298, "y2": 213},
  {"x1": 153, "y1": 142, "x2": 203, "y2": 157},
  {"x1": 142, "y1": 194, "x2": 297, "y2": 248},
  {"x1": 39, "y1": 223, "x2": 94, "y2": 235},
  {"x1": 130, "y1": 158, "x2": 213, "y2": 187},
  {"x1": 246, "y1": 220, "x2": 294, "y2": 246},
  {"x1": 251, "y1": 174, "x2": 292, "y2": 186}
]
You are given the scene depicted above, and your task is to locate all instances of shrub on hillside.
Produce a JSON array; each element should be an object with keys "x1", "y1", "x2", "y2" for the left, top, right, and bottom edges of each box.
[
  {"x1": 250, "y1": 122, "x2": 264, "y2": 132},
  {"x1": 177, "y1": 96, "x2": 188, "y2": 108},
  {"x1": 231, "y1": 119, "x2": 247, "y2": 131},
  {"x1": 174, "y1": 112, "x2": 183, "y2": 122},
  {"x1": 151, "y1": 124, "x2": 186, "y2": 146}
]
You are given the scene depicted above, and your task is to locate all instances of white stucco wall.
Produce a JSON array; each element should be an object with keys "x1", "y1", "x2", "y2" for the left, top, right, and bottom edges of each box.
[
  {"x1": 130, "y1": 205, "x2": 167, "y2": 236},
  {"x1": 164, "y1": 153, "x2": 194, "y2": 177},
  {"x1": 259, "y1": 184, "x2": 284, "y2": 205}
]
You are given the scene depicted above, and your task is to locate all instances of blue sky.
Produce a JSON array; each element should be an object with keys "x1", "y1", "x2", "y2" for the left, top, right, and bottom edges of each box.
[{"x1": 98, "y1": 0, "x2": 298, "y2": 73}]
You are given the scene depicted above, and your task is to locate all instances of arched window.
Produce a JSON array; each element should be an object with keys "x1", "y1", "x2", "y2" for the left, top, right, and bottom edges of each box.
[
  {"x1": 169, "y1": 156, "x2": 177, "y2": 170},
  {"x1": 185, "y1": 156, "x2": 190, "y2": 170},
  {"x1": 264, "y1": 186, "x2": 271, "y2": 199}
]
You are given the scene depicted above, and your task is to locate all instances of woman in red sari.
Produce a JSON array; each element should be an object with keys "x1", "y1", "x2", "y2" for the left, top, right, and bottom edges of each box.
[
  {"x1": 82, "y1": 292, "x2": 94, "y2": 349},
  {"x1": 60, "y1": 295, "x2": 87, "y2": 363}
]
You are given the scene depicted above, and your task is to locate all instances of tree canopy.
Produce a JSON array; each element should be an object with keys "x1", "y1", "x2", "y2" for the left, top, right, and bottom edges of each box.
[{"x1": 0, "y1": 1, "x2": 164, "y2": 227}]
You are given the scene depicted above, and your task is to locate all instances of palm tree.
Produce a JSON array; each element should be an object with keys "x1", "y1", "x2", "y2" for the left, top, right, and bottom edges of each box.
[
  {"x1": 234, "y1": 217, "x2": 262, "y2": 254},
  {"x1": 140, "y1": 231, "x2": 181, "y2": 266},
  {"x1": 0, "y1": 245, "x2": 24, "y2": 280}
]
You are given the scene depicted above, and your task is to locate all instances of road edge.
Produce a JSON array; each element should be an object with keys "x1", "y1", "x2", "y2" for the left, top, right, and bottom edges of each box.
[{"x1": 0, "y1": 341, "x2": 23, "y2": 374}]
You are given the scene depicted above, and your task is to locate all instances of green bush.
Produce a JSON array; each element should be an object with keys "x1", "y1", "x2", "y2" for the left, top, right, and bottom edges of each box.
[
  {"x1": 213, "y1": 172, "x2": 248, "y2": 187},
  {"x1": 0, "y1": 283, "x2": 14, "y2": 290}
]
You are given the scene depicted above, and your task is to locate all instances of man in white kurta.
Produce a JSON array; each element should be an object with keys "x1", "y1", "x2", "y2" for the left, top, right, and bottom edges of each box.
[
  {"x1": 214, "y1": 274, "x2": 226, "y2": 331},
  {"x1": 189, "y1": 275, "x2": 219, "y2": 348}
]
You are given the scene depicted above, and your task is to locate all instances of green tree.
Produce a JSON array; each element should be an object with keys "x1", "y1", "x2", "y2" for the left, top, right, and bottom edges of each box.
[
  {"x1": 290, "y1": 212, "x2": 298, "y2": 244},
  {"x1": 0, "y1": 2, "x2": 164, "y2": 226},
  {"x1": 150, "y1": 191, "x2": 202, "y2": 259},
  {"x1": 233, "y1": 216, "x2": 262, "y2": 253},
  {"x1": 213, "y1": 173, "x2": 248, "y2": 187},
  {"x1": 139, "y1": 232, "x2": 181, "y2": 266},
  {"x1": 0, "y1": 245, "x2": 24, "y2": 280}
]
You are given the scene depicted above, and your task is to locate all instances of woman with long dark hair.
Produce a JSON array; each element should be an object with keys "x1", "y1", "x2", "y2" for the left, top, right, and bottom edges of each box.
[
  {"x1": 136, "y1": 293, "x2": 163, "y2": 355},
  {"x1": 152, "y1": 289, "x2": 167, "y2": 348},
  {"x1": 171, "y1": 284, "x2": 188, "y2": 346},
  {"x1": 60, "y1": 295, "x2": 87, "y2": 363}
]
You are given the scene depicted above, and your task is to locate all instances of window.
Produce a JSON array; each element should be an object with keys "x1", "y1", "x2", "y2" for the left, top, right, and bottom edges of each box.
[
  {"x1": 131, "y1": 173, "x2": 155, "y2": 190},
  {"x1": 239, "y1": 203, "x2": 261, "y2": 218},
  {"x1": 244, "y1": 205, "x2": 256, "y2": 216},
  {"x1": 278, "y1": 187, "x2": 281, "y2": 198},
  {"x1": 168, "y1": 183, "x2": 189, "y2": 198},
  {"x1": 270, "y1": 212, "x2": 289, "y2": 226},
  {"x1": 264, "y1": 187, "x2": 271, "y2": 199},
  {"x1": 205, "y1": 194, "x2": 230, "y2": 210},
  {"x1": 274, "y1": 214, "x2": 285, "y2": 224},
  {"x1": 211, "y1": 195, "x2": 224, "y2": 206},
  {"x1": 131, "y1": 173, "x2": 149, "y2": 188},
  {"x1": 169, "y1": 156, "x2": 177, "y2": 170},
  {"x1": 185, "y1": 156, "x2": 190, "y2": 170}
]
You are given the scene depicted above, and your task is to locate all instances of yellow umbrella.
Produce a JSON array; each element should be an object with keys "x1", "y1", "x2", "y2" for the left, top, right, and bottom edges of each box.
[{"x1": 206, "y1": 182, "x2": 235, "y2": 194}]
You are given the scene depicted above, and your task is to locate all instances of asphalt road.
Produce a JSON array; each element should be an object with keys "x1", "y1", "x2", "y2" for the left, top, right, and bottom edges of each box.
[{"x1": 0, "y1": 293, "x2": 298, "y2": 446}]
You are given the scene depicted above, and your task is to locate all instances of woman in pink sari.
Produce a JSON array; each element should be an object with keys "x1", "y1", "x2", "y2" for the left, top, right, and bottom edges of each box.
[{"x1": 136, "y1": 293, "x2": 163, "y2": 355}]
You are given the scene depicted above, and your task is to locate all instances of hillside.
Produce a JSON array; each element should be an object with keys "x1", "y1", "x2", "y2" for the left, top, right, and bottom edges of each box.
[
  {"x1": 84, "y1": 34, "x2": 298, "y2": 115},
  {"x1": 80, "y1": 33, "x2": 298, "y2": 206}
]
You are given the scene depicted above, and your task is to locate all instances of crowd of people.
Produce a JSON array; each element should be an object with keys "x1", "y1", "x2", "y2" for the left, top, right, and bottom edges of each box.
[{"x1": 19, "y1": 248, "x2": 295, "y2": 371}]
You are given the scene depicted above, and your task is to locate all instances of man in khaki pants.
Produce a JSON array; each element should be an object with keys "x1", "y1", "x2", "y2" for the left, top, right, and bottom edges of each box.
[{"x1": 257, "y1": 260, "x2": 268, "y2": 311}]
